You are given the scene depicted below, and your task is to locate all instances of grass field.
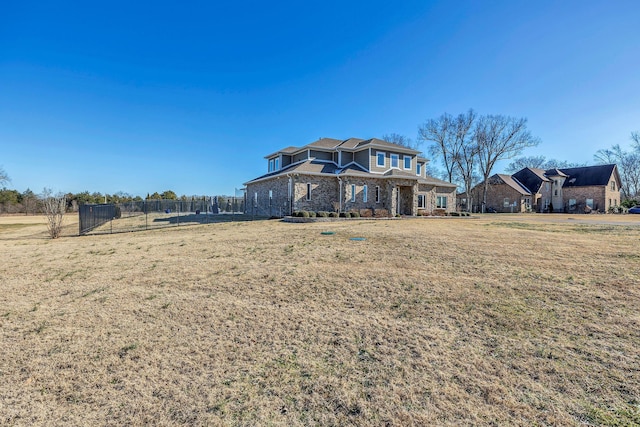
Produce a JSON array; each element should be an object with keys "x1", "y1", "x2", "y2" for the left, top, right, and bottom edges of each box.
[{"x1": 1, "y1": 214, "x2": 639, "y2": 426}]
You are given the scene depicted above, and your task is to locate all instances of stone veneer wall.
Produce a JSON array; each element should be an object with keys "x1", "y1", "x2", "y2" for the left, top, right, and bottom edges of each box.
[
  {"x1": 245, "y1": 175, "x2": 291, "y2": 217},
  {"x1": 292, "y1": 176, "x2": 339, "y2": 212}
]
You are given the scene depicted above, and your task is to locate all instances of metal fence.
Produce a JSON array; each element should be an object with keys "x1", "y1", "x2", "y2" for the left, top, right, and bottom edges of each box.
[{"x1": 79, "y1": 197, "x2": 250, "y2": 235}]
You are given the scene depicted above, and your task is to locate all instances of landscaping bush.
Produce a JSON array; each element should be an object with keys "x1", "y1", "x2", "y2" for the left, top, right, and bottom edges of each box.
[
  {"x1": 374, "y1": 209, "x2": 389, "y2": 218},
  {"x1": 301, "y1": 211, "x2": 310, "y2": 218},
  {"x1": 351, "y1": 211, "x2": 360, "y2": 218},
  {"x1": 450, "y1": 212, "x2": 460, "y2": 216},
  {"x1": 317, "y1": 211, "x2": 329, "y2": 218},
  {"x1": 339, "y1": 212, "x2": 351, "y2": 218},
  {"x1": 308, "y1": 211, "x2": 316, "y2": 218},
  {"x1": 328, "y1": 212, "x2": 338, "y2": 218},
  {"x1": 360, "y1": 208, "x2": 373, "y2": 218}
]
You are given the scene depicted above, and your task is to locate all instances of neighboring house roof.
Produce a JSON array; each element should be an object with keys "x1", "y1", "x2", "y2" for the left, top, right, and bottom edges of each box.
[
  {"x1": 545, "y1": 168, "x2": 569, "y2": 178},
  {"x1": 555, "y1": 164, "x2": 619, "y2": 188},
  {"x1": 512, "y1": 167, "x2": 550, "y2": 194},
  {"x1": 490, "y1": 174, "x2": 532, "y2": 195}
]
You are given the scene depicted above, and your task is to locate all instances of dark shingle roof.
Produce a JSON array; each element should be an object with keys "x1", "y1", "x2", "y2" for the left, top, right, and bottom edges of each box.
[
  {"x1": 512, "y1": 168, "x2": 549, "y2": 194},
  {"x1": 556, "y1": 164, "x2": 617, "y2": 187}
]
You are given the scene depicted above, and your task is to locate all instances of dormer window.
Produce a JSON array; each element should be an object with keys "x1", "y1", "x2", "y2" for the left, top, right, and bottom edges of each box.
[
  {"x1": 274, "y1": 157, "x2": 280, "y2": 171},
  {"x1": 416, "y1": 163, "x2": 422, "y2": 176},
  {"x1": 268, "y1": 159, "x2": 274, "y2": 172},
  {"x1": 403, "y1": 155, "x2": 411, "y2": 170}
]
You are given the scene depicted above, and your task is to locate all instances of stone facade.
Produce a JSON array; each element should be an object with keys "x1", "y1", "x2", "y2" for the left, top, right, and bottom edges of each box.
[{"x1": 245, "y1": 174, "x2": 457, "y2": 217}]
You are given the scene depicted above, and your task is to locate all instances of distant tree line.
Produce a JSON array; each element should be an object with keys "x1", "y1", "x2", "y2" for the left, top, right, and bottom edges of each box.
[{"x1": 0, "y1": 183, "x2": 233, "y2": 215}]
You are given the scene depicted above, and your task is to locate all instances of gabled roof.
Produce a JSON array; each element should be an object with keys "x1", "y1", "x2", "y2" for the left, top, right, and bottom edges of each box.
[
  {"x1": 557, "y1": 164, "x2": 618, "y2": 187},
  {"x1": 512, "y1": 167, "x2": 550, "y2": 194},
  {"x1": 305, "y1": 138, "x2": 343, "y2": 150},
  {"x1": 490, "y1": 174, "x2": 532, "y2": 195},
  {"x1": 545, "y1": 168, "x2": 569, "y2": 178},
  {"x1": 339, "y1": 138, "x2": 366, "y2": 149}
]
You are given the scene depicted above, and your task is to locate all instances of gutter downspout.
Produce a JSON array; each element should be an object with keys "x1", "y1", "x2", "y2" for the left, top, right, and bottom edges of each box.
[
  {"x1": 286, "y1": 173, "x2": 293, "y2": 215},
  {"x1": 337, "y1": 175, "x2": 343, "y2": 213}
]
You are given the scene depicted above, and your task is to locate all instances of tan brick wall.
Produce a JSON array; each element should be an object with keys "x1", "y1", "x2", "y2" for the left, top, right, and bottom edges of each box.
[{"x1": 481, "y1": 184, "x2": 527, "y2": 213}]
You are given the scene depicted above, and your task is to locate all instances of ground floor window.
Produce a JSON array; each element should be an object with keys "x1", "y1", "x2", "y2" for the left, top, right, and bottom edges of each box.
[
  {"x1": 418, "y1": 194, "x2": 425, "y2": 208},
  {"x1": 363, "y1": 185, "x2": 368, "y2": 203},
  {"x1": 436, "y1": 195, "x2": 447, "y2": 209},
  {"x1": 503, "y1": 198, "x2": 510, "y2": 207},
  {"x1": 586, "y1": 198, "x2": 594, "y2": 209},
  {"x1": 375, "y1": 186, "x2": 380, "y2": 203},
  {"x1": 569, "y1": 199, "x2": 576, "y2": 210},
  {"x1": 306, "y1": 183, "x2": 311, "y2": 201}
]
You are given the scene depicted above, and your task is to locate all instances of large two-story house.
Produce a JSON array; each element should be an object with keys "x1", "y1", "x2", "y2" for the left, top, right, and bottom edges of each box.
[
  {"x1": 243, "y1": 137, "x2": 457, "y2": 217},
  {"x1": 464, "y1": 164, "x2": 621, "y2": 213}
]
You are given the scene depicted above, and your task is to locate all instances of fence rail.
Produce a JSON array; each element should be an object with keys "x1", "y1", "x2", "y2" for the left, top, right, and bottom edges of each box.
[{"x1": 79, "y1": 197, "x2": 250, "y2": 235}]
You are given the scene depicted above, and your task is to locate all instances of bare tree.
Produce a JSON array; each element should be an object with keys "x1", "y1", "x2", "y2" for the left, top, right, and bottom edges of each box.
[
  {"x1": 381, "y1": 133, "x2": 418, "y2": 150},
  {"x1": 475, "y1": 115, "x2": 540, "y2": 212},
  {"x1": 0, "y1": 166, "x2": 9, "y2": 187},
  {"x1": 594, "y1": 140, "x2": 640, "y2": 199},
  {"x1": 505, "y1": 156, "x2": 585, "y2": 173},
  {"x1": 41, "y1": 188, "x2": 66, "y2": 239},
  {"x1": 418, "y1": 113, "x2": 457, "y2": 183},
  {"x1": 451, "y1": 110, "x2": 478, "y2": 211}
]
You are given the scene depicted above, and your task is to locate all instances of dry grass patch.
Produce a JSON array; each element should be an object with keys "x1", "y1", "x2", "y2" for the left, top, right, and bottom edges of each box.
[{"x1": 0, "y1": 216, "x2": 639, "y2": 425}]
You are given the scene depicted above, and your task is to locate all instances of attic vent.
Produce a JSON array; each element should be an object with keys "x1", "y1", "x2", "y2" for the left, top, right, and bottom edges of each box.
[{"x1": 569, "y1": 178, "x2": 576, "y2": 184}]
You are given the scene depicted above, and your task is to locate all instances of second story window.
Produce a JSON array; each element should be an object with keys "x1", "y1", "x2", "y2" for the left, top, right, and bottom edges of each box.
[
  {"x1": 416, "y1": 163, "x2": 422, "y2": 176},
  {"x1": 390, "y1": 154, "x2": 399, "y2": 168},
  {"x1": 376, "y1": 151, "x2": 385, "y2": 167},
  {"x1": 268, "y1": 159, "x2": 274, "y2": 172},
  {"x1": 610, "y1": 180, "x2": 616, "y2": 191},
  {"x1": 403, "y1": 156, "x2": 411, "y2": 170}
]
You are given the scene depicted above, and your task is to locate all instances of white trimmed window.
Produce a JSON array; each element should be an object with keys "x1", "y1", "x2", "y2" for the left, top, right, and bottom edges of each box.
[
  {"x1": 586, "y1": 199, "x2": 594, "y2": 209},
  {"x1": 418, "y1": 194, "x2": 425, "y2": 208},
  {"x1": 269, "y1": 190, "x2": 273, "y2": 199},
  {"x1": 375, "y1": 186, "x2": 380, "y2": 203},
  {"x1": 390, "y1": 154, "x2": 399, "y2": 168},
  {"x1": 416, "y1": 163, "x2": 422, "y2": 176},
  {"x1": 503, "y1": 198, "x2": 510, "y2": 207},
  {"x1": 436, "y1": 196, "x2": 447, "y2": 209},
  {"x1": 569, "y1": 199, "x2": 576, "y2": 209},
  {"x1": 268, "y1": 159, "x2": 274, "y2": 172},
  {"x1": 351, "y1": 184, "x2": 356, "y2": 202},
  {"x1": 403, "y1": 155, "x2": 411, "y2": 170},
  {"x1": 610, "y1": 180, "x2": 616, "y2": 190},
  {"x1": 363, "y1": 185, "x2": 368, "y2": 203},
  {"x1": 274, "y1": 157, "x2": 280, "y2": 170},
  {"x1": 376, "y1": 151, "x2": 385, "y2": 167},
  {"x1": 306, "y1": 183, "x2": 311, "y2": 201}
]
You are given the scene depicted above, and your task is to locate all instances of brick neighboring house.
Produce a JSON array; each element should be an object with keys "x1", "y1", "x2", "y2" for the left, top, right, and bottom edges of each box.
[
  {"x1": 466, "y1": 164, "x2": 621, "y2": 213},
  {"x1": 243, "y1": 137, "x2": 457, "y2": 216}
]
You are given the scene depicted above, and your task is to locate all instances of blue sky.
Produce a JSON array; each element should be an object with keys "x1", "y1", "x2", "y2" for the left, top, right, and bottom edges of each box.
[{"x1": 1, "y1": 1, "x2": 638, "y2": 196}]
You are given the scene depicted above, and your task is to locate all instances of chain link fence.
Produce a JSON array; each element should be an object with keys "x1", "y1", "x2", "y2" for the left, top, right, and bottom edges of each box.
[{"x1": 79, "y1": 197, "x2": 252, "y2": 235}]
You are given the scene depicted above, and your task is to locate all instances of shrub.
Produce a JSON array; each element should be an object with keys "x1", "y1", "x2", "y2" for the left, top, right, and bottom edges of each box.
[
  {"x1": 374, "y1": 209, "x2": 390, "y2": 218},
  {"x1": 308, "y1": 211, "x2": 317, "y2": 218},
  {"x1": 417, "y1": 209, "x2": 428, "y2": 216},
  {"x1": 395, "y1": 213, "x2": 401, "y2": 218},
  {"x1": 351, "y1": 211, "x2": 360, "y2": 218},
  {"x1": 450, "y1": 212, "x2": 460, "y2": 216},
  {"x1": 317, "y1": 211, "x2": 329, "y2": 218},
  {"x1": 329, "y1": 212, "x2": 338, "y2": 218},
  {"x1": 339, "y1": 212, "x2": 351, "y2": 218},
  {"x1": 360, "y1": 208, "x2": 373, "y2": 218},
  {"x1": 301, "y1": 211, "x2": 310, "y2": 218}
]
